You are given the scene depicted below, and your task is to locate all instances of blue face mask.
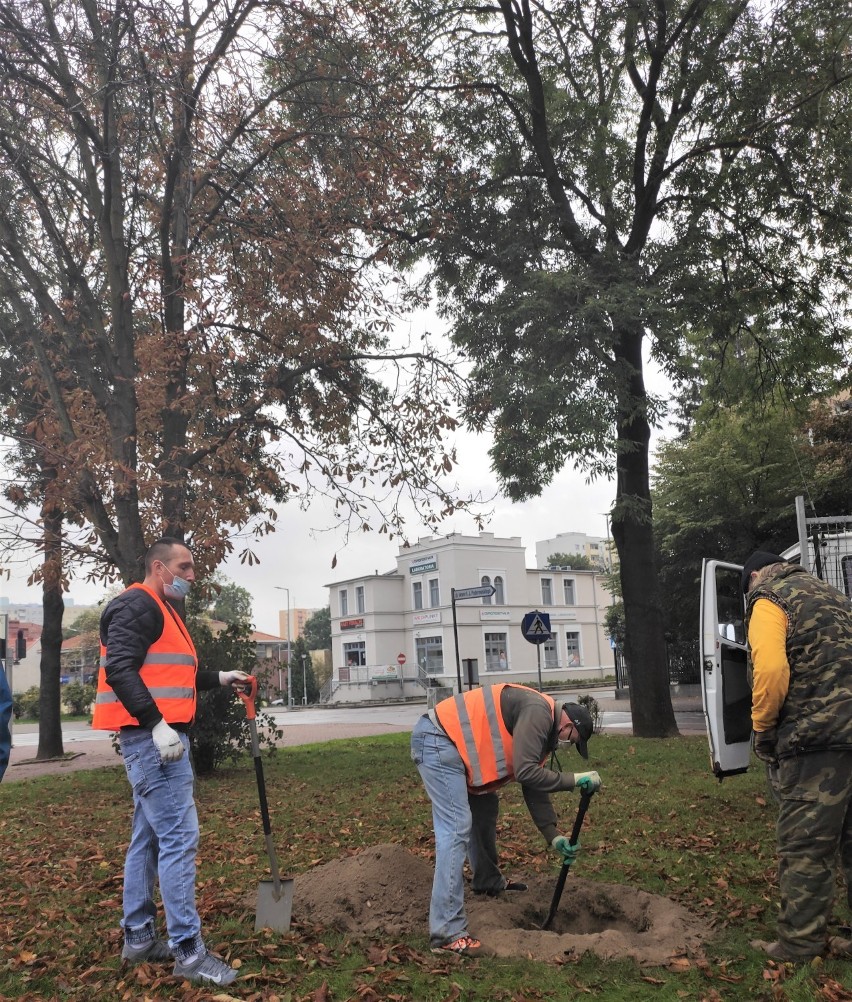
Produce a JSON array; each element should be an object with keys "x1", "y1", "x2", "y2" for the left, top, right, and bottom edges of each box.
[{"x1": 161, "y1": 566, "x2": 191, "y2": 600}]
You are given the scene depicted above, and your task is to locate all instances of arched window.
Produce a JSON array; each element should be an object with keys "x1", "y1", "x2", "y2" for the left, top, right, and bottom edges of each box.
[
  {"x1": 494, "y1": 575, "x2": 505, "y2": 604},
  {"x1": 481, "y1": 575, "x2": 492, "y2": 605}
]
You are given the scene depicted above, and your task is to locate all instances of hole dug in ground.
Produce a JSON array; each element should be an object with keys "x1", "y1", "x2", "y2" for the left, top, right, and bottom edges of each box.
[
  {"x1": 289, "y1": 843, "x2": 708, "y2": 966},
  {"x1": 520, "y1": 886, "x2": 651, "y2": 936}
]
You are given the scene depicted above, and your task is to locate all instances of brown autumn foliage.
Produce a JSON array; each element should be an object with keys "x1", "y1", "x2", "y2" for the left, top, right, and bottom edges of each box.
[{"x1": 0, "y1": 0, "x2": 468, "y2": 588}]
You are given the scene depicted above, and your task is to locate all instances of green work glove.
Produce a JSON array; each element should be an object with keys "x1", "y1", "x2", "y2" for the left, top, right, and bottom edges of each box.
[
  {"x1": 551, "y1": 836, "x2": 580, "y2": 865},
  {"x1": 573, "y1": 770, "x2": 601, "y2": 794}
]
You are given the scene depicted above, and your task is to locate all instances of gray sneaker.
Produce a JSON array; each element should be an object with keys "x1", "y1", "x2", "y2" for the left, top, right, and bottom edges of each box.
[
  {"x1": 173, "y1": 949, "x2": 237, "y2": 986},
  {"x1": 121, "y1": 938, "x2": 172, "y2": 963}
]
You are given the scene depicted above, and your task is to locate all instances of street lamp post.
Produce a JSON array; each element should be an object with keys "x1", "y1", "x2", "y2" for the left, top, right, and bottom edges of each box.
[
  {"x1": 301, "y1": 653, "x2": 308, "y2": 705},
  {"x1": 274, "y1": 586, "x2": 292, "y2": 708}
]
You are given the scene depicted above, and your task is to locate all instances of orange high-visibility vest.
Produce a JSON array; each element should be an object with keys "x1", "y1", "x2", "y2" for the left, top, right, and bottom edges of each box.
[
  {"x1": 434, "y1": 684, "x2": 556, "y2": 791},
  {"x1": 92, "y1": 583, "x2": 198, "y2": 730}
]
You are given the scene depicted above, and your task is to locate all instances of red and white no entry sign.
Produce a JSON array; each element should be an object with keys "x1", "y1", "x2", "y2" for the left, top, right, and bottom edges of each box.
[{"x1": 397, "y1": 653, "x2": 406, "y2": 665}]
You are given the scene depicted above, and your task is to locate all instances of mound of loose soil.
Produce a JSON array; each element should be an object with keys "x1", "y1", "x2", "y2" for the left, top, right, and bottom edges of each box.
[{"x1": 290, "y1": 843, "x2": 709, "y2": 966}]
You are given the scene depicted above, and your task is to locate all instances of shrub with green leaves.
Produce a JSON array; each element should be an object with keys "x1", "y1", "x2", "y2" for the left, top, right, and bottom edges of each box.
[
  {"x1": 13, "y1": 685, "x2": 41, "y2": 720},
  {"x1": 62, "y1": 681, "x2": 96, "y2": 717},
  {"x1": 189, "y1": 620, "x2": 282, "y2": 774},
  {"x1": 577, "y1": 692, "x2": 602, "y2": 733}
]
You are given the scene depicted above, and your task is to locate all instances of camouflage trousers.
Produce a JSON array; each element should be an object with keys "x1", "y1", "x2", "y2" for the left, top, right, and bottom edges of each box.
[{"x1": 775, "y1": 749, "x2": 852, "y2": 957}]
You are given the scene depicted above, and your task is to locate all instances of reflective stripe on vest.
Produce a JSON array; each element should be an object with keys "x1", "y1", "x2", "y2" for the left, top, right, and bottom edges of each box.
[
  {"x1": 95, "y1": 687, "x2": 195, "y2": 704},
  {"x1": 92, "y1": 582, "x2": 198, "y2": 730},
  {"x1": 98, "y1": 652, "x2": 197, "y2": 668},
  {"x1": 435, "y1": 684, "x2": 555, "y2": 790}
]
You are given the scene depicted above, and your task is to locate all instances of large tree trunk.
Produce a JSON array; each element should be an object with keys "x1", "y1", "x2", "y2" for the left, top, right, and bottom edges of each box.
[
  {"x1": 612, "y1": 323, "x2": 678, "y2": 738},
  {"x1": 37, "y1": 483, "x2": 65, "y2": 759}
]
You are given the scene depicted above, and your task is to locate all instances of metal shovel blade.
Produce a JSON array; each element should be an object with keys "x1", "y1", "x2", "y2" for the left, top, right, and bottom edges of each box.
[{"x1": 255, "y1": 876, "x2": 294, "y2": 932}]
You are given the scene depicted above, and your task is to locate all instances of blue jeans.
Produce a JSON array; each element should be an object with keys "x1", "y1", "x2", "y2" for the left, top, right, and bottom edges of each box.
[
  {"x1": 119, "y1": 728, "x2": 203, "y2": 955},
  {"x1": 411, "y1": 715, "x2": 507, "y2": 946}
]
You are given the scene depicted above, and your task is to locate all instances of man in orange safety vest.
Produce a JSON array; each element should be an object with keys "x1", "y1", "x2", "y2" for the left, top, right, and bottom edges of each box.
[{"x1": 411, "y1": 683, "x2": 600, "y2": 957}]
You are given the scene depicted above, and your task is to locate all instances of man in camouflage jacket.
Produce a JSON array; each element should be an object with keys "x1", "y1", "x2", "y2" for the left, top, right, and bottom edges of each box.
[{"x1": 742, "y1": 551, "x2": 852, "y2": 963}]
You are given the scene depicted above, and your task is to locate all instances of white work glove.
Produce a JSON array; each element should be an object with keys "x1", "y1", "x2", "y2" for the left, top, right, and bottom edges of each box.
[
  {"x1": 573, "y1": 770, "x2": 601, "y2": 794},
  {"x1": 219, "y1": 670, "x2": 251, "y2": 689},
  {"x1": 152, "y1": 719, "x2": 185, "y2": 763}
]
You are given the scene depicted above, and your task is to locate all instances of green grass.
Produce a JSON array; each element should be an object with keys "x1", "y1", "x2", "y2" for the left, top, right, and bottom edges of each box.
[{"x1": 1, "y1": 733, "x2": 850, "y2": 1001}]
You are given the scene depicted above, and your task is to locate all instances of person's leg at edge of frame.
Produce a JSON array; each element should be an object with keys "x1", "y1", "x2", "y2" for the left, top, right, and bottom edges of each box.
[
  {"x1": 775, "y1": 751, "x2": 850, "y2": 959},
  {"x1": 411, "y1": 715, "x2": 472, "y2": 948},
  {"x1": 468, "y1": 791, "x2": 503, "y2": 894}
]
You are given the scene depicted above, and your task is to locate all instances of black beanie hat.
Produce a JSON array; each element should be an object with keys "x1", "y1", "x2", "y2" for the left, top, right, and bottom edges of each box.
[{"x1": 741, "y1": 550, "x2": 786, "y2": 594}]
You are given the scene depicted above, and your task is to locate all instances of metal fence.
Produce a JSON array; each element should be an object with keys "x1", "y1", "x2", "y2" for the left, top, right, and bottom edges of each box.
[{"x1": 613, "y1": 637, "x2": 700, "y2": 690}]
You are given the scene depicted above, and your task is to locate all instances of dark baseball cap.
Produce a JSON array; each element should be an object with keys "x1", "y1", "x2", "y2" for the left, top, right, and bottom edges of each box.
[
  {"x1": 741, "y1": 550, "x2": 786, "y2": 594},
  {"x1": 562, "y1": 702, "x2": 593, "y2": 759}
]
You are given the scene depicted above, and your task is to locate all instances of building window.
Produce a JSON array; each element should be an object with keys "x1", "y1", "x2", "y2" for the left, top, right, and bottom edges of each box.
[
  {"x1": 481, "y1": 575, "x2": 492, "y2": 605},
  {"x1": 494, "y1": 575, "x2": 505, "y2": 604},
  {"x1": 412, "y1": 580, "x2": 423, "y2": 610},
  {"x1": 356, "y1": 585, "x2": 365, "y2": 614},
  {"x1": 339, "y1": 589, "x2": 348, "y2": 617},
  {"x1": 563, "y1": 579, "x2": 575, "y2": 605},
  {"x1": 484, "y1": 632, "x2": 508, "y2": 671},
  {"x1": 342, "y1": 641, "x2": 366, "y2": 671},
  {"x1": 429, "y1": 577, "x2": 440, "y2": 607},
  {"x1": 566, "y1": 631, "x2": 581, "y2": 667},
  {"x1": 416, "y1": 636, "x2": 443, "y2": 674},
  {"x1": 543, "y1": 635, "x2": 559, "y2": 668},
  {"x1": 541, "y1": 578, "x2": 553, "y2": 605}
]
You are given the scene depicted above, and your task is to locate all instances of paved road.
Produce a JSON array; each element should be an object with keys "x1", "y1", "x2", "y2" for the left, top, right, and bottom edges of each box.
[
  {"x1": 4, "y1": 690, "x2": 706, "y2": 782},
  {"x1": 10, "y1": 689, "x2": 706, "y2": 748}
]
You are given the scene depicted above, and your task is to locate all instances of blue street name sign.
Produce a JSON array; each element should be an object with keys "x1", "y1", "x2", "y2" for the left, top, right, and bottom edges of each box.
[{"x1": 521, "y1": 611, "x2": 552, "y2": 645}]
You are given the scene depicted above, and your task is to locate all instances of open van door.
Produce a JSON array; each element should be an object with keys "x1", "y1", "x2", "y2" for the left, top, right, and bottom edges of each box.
[{"x1": 700, "y1": 559, "x2": 751, "y2": 779}]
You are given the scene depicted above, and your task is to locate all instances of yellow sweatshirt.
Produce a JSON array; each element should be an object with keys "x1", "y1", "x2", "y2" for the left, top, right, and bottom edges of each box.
[{"x1": 748, "y1": 598, "x2": 790, "y2": 732}]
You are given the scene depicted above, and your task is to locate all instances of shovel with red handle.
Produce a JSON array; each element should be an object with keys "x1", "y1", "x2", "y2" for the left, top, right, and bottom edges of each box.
[
  {"x1": 541, "y1": 790, "x2": 594, "y2": 930},
  {"x1": 237, "y1": 675, "x2": 293, "y2": 931}
]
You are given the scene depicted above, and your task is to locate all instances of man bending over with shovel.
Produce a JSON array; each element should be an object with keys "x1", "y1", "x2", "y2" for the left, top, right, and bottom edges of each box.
[
  {"x1": 93, "y1": 537, "x2": 250, "y2": 986},
  {"x1": 411, "y1": 683, "x2": 600, "y2": 957}
]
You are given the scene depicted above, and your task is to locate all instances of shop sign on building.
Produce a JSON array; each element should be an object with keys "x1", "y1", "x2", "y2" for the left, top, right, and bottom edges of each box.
[
  {"x1": 412, "y1": 610, "x2": 441, "y2": 625},
  {"x1": 409, "y1": 555, "x2": 438, "y2": 575},
  {"x1": 340, "y1": 618, "x2": 365, "y2": 630},
  {"x1": 480, "y1": 609, "x2": 511, "y2": 620}
]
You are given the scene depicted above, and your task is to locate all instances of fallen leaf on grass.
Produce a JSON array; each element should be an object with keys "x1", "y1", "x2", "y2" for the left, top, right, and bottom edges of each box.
[{"x1": 817, "y1": 977, "x2": 852, "y2": 1001}]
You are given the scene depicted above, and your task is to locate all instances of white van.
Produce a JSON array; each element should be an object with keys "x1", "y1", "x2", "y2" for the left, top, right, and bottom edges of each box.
[{"x1": 699, "y1": 530, "x2": 852, "y2": 780}]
